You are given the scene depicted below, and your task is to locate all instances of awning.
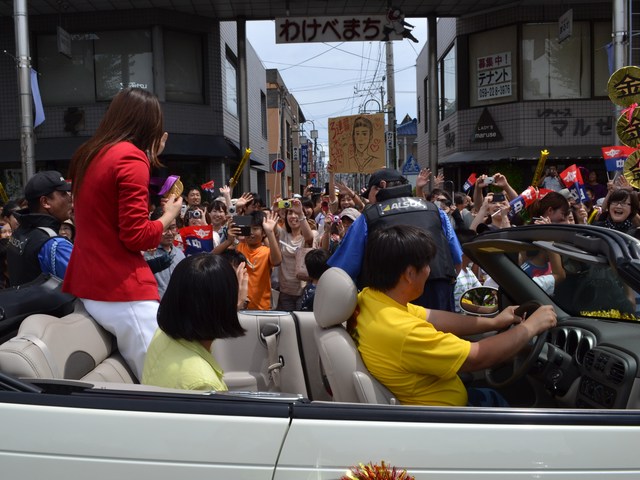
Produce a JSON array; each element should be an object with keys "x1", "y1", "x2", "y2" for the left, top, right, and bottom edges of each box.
[
  {"x1": 439, "y1": 146, "x2": 603, "y2": 165},
  {"x1": 0, "y1": 134, "x2": 254, "y2": 164}
]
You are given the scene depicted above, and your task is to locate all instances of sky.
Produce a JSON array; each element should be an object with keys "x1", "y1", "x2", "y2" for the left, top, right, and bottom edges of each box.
[{"x1": 246, "y1": 19, "x2": 428, "y2": 151}]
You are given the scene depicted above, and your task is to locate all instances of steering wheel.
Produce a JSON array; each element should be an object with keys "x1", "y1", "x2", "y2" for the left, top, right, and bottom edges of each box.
[{"x1": 485, "y1": 301, "x2": 548, "y2": 388}]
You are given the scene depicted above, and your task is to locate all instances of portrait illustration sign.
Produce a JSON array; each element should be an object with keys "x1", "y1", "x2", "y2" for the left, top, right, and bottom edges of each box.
[{"x1": 328, "y1": 113, "x2": 386, "y2": 173}]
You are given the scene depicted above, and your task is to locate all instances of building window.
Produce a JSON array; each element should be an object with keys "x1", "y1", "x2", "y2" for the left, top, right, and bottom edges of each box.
[
  {"x1": 522, "y1": 22, "x2": 591, "y2": 100},
  {"x1": 37, "y1": 35, "x2": 96, "y2": 106},
  {"x1": 260, "y1": 91, "x2": 268, "y2": 139},
  {"x1": 164, "y1": 30, "x2": 204, "y2": 103},
  {"x1": 439, "y1": 44, "x2": 456, "y2": 120},
  {"x1": 94, "y1": 30, "x2": 154, "y2": 101},
  {"x1": 225, "y1": 49, "x2": 238, "y2": 116},
  {"x1": 593, "y1": 22, "x2": 611, "y2": 97}
]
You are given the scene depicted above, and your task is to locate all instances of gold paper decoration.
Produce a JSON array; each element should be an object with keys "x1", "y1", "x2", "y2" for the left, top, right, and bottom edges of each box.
[
  {"x1": 623, "y1": 150, "x2": 640, "y2": 189},
  {"x1": 608, "y1": 66, "x2": 640, "y2": 107},
  {"x1": 616, "y1": 108, "x2": 640, "y2": 147}
]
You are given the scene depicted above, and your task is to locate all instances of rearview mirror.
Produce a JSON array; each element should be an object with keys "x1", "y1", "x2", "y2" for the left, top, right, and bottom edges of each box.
[{"x1": 459, "y1": 286, "x2": 499, "y2": 316}]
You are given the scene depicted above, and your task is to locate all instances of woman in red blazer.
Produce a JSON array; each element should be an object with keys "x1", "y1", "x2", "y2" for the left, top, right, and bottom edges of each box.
[{"x1": 64, "y1": 88, "x2": 182, "y2": 380}]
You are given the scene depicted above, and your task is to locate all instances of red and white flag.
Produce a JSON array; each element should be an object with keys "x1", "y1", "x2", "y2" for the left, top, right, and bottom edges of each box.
[
  {"x1": 463, "y1": 173, "x2": 477, "y2": 192},
  {"x1": 559, "y1": 164, "x2": 584, "y2": 187},
  {"x1": 200, "y1": 180, "x2": 215, "y2": 192}
]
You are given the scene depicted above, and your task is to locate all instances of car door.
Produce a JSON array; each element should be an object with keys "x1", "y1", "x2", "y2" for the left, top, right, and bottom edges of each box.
[
  {"x1": 276, "y1": 402, "x2": 640, "y2": 479},
  {"x1": 0, "y1": 384, "x2": 292, "y2": 480}
]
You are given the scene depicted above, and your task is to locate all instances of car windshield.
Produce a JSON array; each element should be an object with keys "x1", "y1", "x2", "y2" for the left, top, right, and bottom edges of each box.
[{"x1": 498, "y1": 241, "x2": 640, "y2": 322}]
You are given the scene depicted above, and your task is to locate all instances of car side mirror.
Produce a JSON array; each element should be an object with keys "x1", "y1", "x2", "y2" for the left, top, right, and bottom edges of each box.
[{"x1": 459, "y1": 286, "x2": 499, "y2": 316}]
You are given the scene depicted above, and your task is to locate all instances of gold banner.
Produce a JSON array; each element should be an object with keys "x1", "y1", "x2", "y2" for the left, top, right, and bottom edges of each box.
[
  {"x1": 0, "y1": 183, "x2": 8, "y2": 204},
  {"x1": 229, "y1": 148, "x2": 252, "y2": 189},
  {"x1": 531, "y1": 149, "x2": 549, "y2": 188}
]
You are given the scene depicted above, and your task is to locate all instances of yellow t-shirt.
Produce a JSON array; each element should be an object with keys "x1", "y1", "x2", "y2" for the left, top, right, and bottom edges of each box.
[
  {"x1": 142, "y1": 329, "x2": 227, "y2": 391},
  {"x1": 353, "y1": 288, "x2": 471, "y2": 406}
]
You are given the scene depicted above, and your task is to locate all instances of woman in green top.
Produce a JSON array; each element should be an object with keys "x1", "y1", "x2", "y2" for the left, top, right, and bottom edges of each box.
[{"x1": 142, "y1": 254, "x2": 246, "y2": 390}]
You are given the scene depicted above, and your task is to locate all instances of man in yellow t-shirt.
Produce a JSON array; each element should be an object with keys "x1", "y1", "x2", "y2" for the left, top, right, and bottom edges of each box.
[{"x1": 350, "y1": 224, "x2": 557, "y2": 407}]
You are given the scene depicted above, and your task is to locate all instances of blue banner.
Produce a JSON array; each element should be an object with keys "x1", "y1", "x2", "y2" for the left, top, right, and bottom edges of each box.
[
  {"x1": 300, "y1": 144, "x2": 308, "y2": 175},
  {"x1": 31, "y1": 69, "x2": 45, "y2": 127}
]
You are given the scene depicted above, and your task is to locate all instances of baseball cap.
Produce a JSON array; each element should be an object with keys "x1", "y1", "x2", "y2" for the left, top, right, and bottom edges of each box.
[
  {"x1": 339, "y1": 207, "x2": 361, "y2": 222},
  {"x1": 361, "y1": 168, "x2": 405, "y2": 198},
  {"x1": 24, "y1": 171, "x2": 71, "y2": 201}
]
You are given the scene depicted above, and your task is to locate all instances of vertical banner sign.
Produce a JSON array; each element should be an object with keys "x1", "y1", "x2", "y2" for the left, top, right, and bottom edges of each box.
[
  {"x1": 300, "y1": 144, "x2": 309, "y2": 175},
  {"x1": 328, "y1": 113, "x2": 386, "y2": 174}
]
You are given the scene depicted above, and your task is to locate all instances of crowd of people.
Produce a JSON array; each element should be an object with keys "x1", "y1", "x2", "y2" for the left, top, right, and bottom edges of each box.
[{"x1": 0, "y1": 87, "x2": 636, "y2": 405}]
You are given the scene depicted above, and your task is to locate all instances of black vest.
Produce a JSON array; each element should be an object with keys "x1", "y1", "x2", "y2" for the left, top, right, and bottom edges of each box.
[
  {"x1": 7, "y1": 213, "x2": 61, "y2": 287},
  {"x1": 364, "y1": 196, "x2": 456, "y2": 281}
]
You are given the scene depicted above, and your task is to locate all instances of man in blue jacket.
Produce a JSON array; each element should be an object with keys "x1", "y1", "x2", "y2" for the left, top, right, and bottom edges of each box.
[{"x1": 328, "y1": 168, "x2": 462, "y2": 311}]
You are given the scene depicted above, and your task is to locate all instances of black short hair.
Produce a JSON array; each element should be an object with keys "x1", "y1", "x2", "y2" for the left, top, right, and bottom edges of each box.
[
  {"x1": 249, "y1": 210, "x2": 265, "y2": 227},
  {"x1": 363, "y1": 225, "x2": 436, "y2": 291},
  {"x1": 304, "y1": 248, "x2": 331, "y2": 280},
  {"x1": 210, "y1": 199, "x2": 228, "y2": 213},
  {"x1": 248, "y1": 192, "x2": 264, "y2": 208},
  {"x1": 219, "y1": 249, "x2": 247, "y2": 269},
  {"x1": 301, "y1": 198, "x2": 314, "y2": 210},
  {"x1": 157, "y1": 254, "x2": 246, "y2": 341},
  {"x1": 2, "y1": 201, "x2": 19, "y2": 219}
]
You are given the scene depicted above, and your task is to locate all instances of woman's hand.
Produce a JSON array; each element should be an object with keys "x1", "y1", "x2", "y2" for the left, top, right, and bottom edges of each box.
[
  {"x1": 291, "y1": 198, "x2": 304, "y2": 216},
  {"x1": 163, "y1": 194, "x2": 183, "y2": 219},
  {"x1": 336, "y1": 181, "x2": 355, "y2": 197}
]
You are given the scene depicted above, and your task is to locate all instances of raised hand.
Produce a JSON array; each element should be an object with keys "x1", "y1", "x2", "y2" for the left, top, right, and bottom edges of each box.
[{"x1": 262, "y1": 210, "x2": 279, "y2": 234}]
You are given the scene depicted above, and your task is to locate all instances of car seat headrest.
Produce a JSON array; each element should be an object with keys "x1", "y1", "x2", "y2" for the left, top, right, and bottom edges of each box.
[{"x1": 314, "y1": 268, "x2": 358, "y2": 328}]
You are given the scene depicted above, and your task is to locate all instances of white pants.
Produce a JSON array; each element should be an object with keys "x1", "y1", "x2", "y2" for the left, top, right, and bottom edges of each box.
[{"x1": 81, "y1": 298, "x2": 159, "y2": 381}]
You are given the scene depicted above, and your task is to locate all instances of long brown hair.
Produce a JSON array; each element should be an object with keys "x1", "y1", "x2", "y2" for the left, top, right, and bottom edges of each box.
[{"x1": 69, "y1": 88, "x2": 164, "y2": 195}]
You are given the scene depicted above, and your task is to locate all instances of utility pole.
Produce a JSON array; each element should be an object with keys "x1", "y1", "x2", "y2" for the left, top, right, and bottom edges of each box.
[
  {"x1": 14, "y1": 0, "x2": 35, "y2": 185},
  {"x1": 385, "y1": 40, "x2": 397, "y2": 170},
  {"x1": 613, "y1": 0, "x2": 628, "y2": 145}
]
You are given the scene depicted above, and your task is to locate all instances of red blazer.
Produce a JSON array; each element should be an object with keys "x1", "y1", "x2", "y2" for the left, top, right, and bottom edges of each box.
[{"x1": 63, "y1": 142, "x2": 164, "y2": 301}]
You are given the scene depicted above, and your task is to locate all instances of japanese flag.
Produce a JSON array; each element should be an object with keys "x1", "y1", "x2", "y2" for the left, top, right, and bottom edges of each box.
[
  {"x1": 463, "y1": 173, "x2": 477, "y2": 192},
  {"x1": 559, "y1": 164, "x2": 584, "y2": 187}
]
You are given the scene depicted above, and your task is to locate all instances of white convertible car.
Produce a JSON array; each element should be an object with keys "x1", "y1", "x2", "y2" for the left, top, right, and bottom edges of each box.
[{"x1": 1, "y1": 224, "x2": 640, "y2": 479}]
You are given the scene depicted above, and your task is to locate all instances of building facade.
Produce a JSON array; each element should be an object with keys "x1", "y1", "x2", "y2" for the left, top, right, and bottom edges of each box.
[
  {"x1": 0, "y1": 10, "x2": 269, "y2": 200},
  {"x1": 416, "y1": 3, "x2": 617, "y2": 193}
]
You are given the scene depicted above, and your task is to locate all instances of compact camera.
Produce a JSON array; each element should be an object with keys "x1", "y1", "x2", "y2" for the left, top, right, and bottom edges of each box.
[
  {"x1": 187, "y1": 209, "x2": 202, "y2": 220},
  {"x1": 278, "y1": 200, "x2": 292, "y2": 209},
  {"x1": 484, "y1": 176, "x2": 495, "y2": 185},
  {"x1": 233, "y1": 215, "x2": 252, "y2": 236}
]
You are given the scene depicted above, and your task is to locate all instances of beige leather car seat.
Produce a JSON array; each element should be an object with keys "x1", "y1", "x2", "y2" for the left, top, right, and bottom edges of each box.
[
  {"x1": 313, "y1": 268, "x2": 396, "y2": 404},
  {"x1": 0, "y1": 300, "x2": 136, "y2": 383}
]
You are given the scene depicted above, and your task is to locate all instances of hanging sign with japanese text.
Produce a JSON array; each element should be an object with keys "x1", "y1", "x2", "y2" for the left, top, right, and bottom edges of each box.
[
  {"x1": 276, "y1": 16, "x2": 406, "y2": 44},
  {"x1": 477, "y1": 52, "x2": 512, "y2": 101}
]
